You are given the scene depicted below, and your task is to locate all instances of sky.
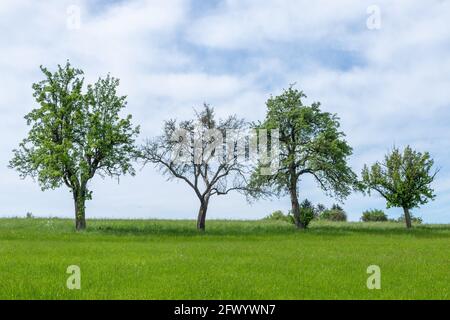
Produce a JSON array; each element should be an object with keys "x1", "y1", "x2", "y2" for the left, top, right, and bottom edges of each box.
[{"x1": 0, "y1": 0, "x2": 449, "y2": 223}]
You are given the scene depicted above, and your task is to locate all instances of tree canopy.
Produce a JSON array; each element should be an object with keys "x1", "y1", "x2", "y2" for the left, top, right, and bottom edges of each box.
[
  {"x1": 9, "y1": 62, "x2": 140, "y2": 230},
  {"x1": 247, "y1": 86, "x2": 357, "y2": 228},
  {"x1": 361, "y1": 146, "x2": 437, "y2": 228}
]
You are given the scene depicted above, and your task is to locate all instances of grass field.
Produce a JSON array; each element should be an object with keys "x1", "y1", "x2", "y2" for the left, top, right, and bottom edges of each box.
[{"x1": 0, "y1": 218, "x2": 448, "y2": 300}]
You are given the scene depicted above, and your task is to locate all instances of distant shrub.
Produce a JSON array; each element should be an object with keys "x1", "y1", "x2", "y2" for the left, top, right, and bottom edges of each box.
[
  {"x1": 26, "y1": 212, "x2": 34, "y2": 219},
  {"x1": 299, "y1": 199, "x2": 315, "y2": 228},
  {"x1": 264, "y1": 201, "x2": 345, "y2": 226},
  {"x1": 412, "y1": 217, "x2": 423, "y2": 224},
  {"x1": 396, "y1": 213, "x2": 423, "y2": 224},
  {"x1": 264, "y1": 204, "x2": 315, "y2": 228},
  {"x1": 361, "y1": 209, "x2": 388, "y2": 222},
  {"x1": 331, "y1": 204, "x2": 344, "y2": 211},
  {"x1": 320, "y1": 204, "x2": 347, "y2": 221},
  {"x1": 299, "y1": 199, "x2": 314, "y2": 210},
  {"x1": 315, "y1": 203, "x2": 327, "y2": 217},
  {"x1": 263, "y1": 210, "x2": 291, "y2": 223}
]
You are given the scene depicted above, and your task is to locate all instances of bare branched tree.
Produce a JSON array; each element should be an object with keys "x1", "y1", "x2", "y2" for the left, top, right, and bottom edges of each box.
[{"x1": 141, "y1": 105, "x2": 250, "y2": 231}]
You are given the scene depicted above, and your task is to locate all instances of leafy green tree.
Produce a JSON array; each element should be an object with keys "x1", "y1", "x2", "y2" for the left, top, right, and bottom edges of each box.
[
  {"x1": 315, "y1": 203, "x2": 327, "y2": 216},
  {"x1": 263, "y1": 210, "x2": 291, "y2": 223},
  {"x1": 247, "y1": 86, "x2": 357, "y2": 229},
  {"x1": 9, "y1": 62, "x2": 139, "y2": 230},
  {"x1": 361, "y1": 146, "x2": 437, "y2": 228},
  {"x1": 397, "y1": 213, "x2": 423, "y2": 225},
  {"x1": 299, "y1": 199, "x2": 315, "y2": 227},
  {"x1": 331, "y1": 204, "x2": 343, "y2": 211}
]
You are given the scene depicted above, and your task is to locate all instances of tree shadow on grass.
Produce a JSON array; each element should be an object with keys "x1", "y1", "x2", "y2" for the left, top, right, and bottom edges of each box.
[
  {"x1": 88, "y1": 220, "x2": 300, "y2": 238},
  {"x1": 86, "y1": 220, "x2": 450, "y2": 239}
]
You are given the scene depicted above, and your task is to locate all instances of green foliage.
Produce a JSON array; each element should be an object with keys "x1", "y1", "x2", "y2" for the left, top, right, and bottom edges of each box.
[
  {"x1": 263, "y1": 199, "x2": 316, "y2": 227},
  {"x1": 263, "y1": 210, "x2": 292, "y2": 223},
  {"x1": 361, "y1": 146, "x2": 437, "y2": 211},
  {"x1": 320, "y1": 205, "x2": 347, "y2": 221},
  {"x1": 300, "y1": 199, "x2": 314, "y2": 211},
  {"x1": 361, "y1": 146, "x2": 437, "y2": 228},
  {"x1": 9, "y1": 62, "x2": 139, "y2": 229},
  {"x1": 141, "y1": 104, "x2": 248, "y2": 231},
  {"x1": 315, "y1": 203, "x2": 327, "y2": 217},
  {"x1": 247, "y1": 86, "x2": 356, "y2": 228},
  {"x1": 299, "y1": 199, "x2": 315, "y2": 227},
  {"x1": 331, "y1": 204, "x2": 343, "y2": 211},
  {"x1": 396, "y1": 213, "x2": 423, "y2": 224},
  {"x1": 361, "y1": 209, "x2": 388, "y2": 222}
]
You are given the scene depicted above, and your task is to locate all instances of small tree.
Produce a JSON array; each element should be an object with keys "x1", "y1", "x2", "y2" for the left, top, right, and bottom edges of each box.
[
  {"x1": 331, "y1": 204, "x2": 343, "y2": 211},
  {"x1": 361, "y1": 146, "x2": 437, "y2": 228},
  {"x1": 247, "y1": 86, "x2": 357, "y2": 229},
  {"x1": 9, "y1": 62, "x2": 139, "y2": 230},
  {"x1": 300, "y1": 199, "x2": 314, "y2": 211},
  {"x1": 315, "y1": 203, "x2": 327, "y2": 218},
  {"x1": 397, "y1": 213, "x2": 423, "y2": 225},
  {"x1": 299, "y1": 199, "x2": 315, "y2": 228},
  {"x1": 320, "y1": 205, "x2": 347, "y2": 221},
  {"x1": 263, "y1": 210, "x2": 291, "y2": 223},
  {"x1": 141, "y1": 105, "x2": 249, "y2": 231},
  {"x1": 361, "y1": 209, "x2": 388, "y2": 222}
]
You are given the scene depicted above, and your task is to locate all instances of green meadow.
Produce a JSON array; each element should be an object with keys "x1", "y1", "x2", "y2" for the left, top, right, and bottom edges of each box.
[{"x1": 0, "y1": 218, "x2": 448, "y2": 300}]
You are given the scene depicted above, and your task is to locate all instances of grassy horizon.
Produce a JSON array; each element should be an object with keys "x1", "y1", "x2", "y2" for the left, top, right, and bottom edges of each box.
[{"x1": 0, "y1": 218, "x2": 448, "y2": 299}]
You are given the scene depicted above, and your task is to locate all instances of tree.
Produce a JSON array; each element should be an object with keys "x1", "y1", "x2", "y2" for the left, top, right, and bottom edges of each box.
[
  {"x1": 300, "y1": 199, "x2": 314, "y2": 210},
  {"x1": 361, "y1": 209, "x2": 388, "y2": 222},
  {"x1": 331, "y1": 204, "x2": 343, "y2": 211},
  {"x1": 247, "y1": 86, "x2": 357, "y2": 229},
  {"x1": 315, "y1": 203, "x2": 327, "y2": 217},
  {"x1": 298, "y1": 199, "x2": 315, "y2": 227},
  {"x1": 141, "y1": 105, "x2": 249, "y2": 231},
  {"x1": 9, "y1": 62, "x2": 140, "y2": 230},
  {"x1": 361, "y1": 146, "x2": 437, "y2": 228}
]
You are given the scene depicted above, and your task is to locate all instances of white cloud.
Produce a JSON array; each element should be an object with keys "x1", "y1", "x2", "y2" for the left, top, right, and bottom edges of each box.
[{"x1": 186, "y1": 0, "x2": 365, "y2": 50}]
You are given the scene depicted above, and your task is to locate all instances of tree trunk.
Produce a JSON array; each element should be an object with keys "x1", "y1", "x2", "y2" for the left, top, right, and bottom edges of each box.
[
  {"x1": 197, "y1": 197, "x2": 209, "y2": 232},
  {"x1": 289, "y1": 174, "x2": 305, "y2": 229},
  {"x1": 74, "y1": 187, "x2": 87, "y2": 231},
  {"x1": 403, "y1": 207, "x2": 412, "y2": 229}
]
